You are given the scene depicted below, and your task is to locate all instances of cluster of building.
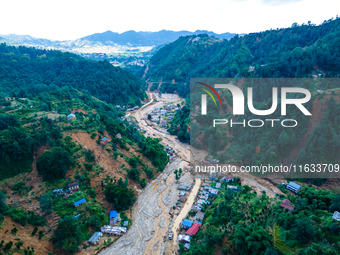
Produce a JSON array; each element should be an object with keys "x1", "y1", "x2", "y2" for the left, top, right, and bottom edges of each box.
[
  {"x1": 87, "y1": 210, "x2": 128, "y2": 245},
  {"x1": 277, "y1": 181, "x2": 302, "y2": 212},
  {"x1": 100, "y1": 136, "x2": 112, "y2": 145},
  {"x1": 100, "y1": 226, "x2": 127, "y2": 236},
  {"x1": 150, "y1": 105, "x2": 175, "y2": 127},
  {"x1": 178, "y1": 219, "x2": 202, "y2": 250},
  {"x1": 53, "y1": 182, "x2": 81, "y2": 197},
  {"x1": 126, "y1": 106, "x2": 139, "y2": 111},
  {"x1": 174, "y1": 178, "x2": 230, "y2": 250}
]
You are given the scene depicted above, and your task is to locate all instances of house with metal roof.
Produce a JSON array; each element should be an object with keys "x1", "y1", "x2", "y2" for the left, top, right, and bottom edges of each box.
[
  {"x1": 182, "y1": 219, "x2": 193, "y2": 229},
  {"x1": 68, "y1": 182, "x2": 79, "y2": 193},
  {"x1": 179, "y1": 196, "x2": 187, "y2": 203},
  {"x1": 110, "y1": 210, "x2": 118, "y2": 218},
  {"x1": 123, "y1": 221, "x2": 129, "y2": 227},
  {"x1": 109, "y1": 210, "x2": 118, "y2": 225},
  {"x1": 67, "y1": 113, "x2": 76, "y2": 121},
  {"x1": 332, "y1": 211, "x2": 340, "y2": 221},
  {"x1": 179, "y1": 191, "x2": 186, "y2": 196},
  {"x1": 209, "y1": 188, "x2": 219, "y2": 198},
  {"x1": 192, "y1": 204, "x2": 202, "y2": 212},
  {"x1": 227, "y1": 185, "x2": 238, "y2": 191},
  {"x1": 88, "y1": 232, "x2": 102, "y2": 245},
  {"x1": 74, "y1": 198, "x2": 86, "y2": 207},
  {"x1": 215, "y1": 183, "x2": 222, "y2": 189},
  {"x1": 195, "y1": 212, "x2": 205, "y2": 222},
  {"x1": 184, "y1": 243, "x2": 191, "y2": 250},
  {"x1": 178, "y1": 234, "x2": 191, "y2": 243},
  {"x1": 160, "y1": 120, "x2": 167, "y2": 127},
  {"x1": 280, "y1": 199, "x2": 294, "y2": 211},
  {"x1": 101, "y1": 225, "x2": 127, "y2": 235},
  {"x1": 100, "y1": 136, "x2": 112, "y2": 145},
  {"x1": 53, "y1": 189, "x2": 63, "y2": 194},
  {"x1": 178, "y1": 185, "x2": 190, "y2": 191},
  {"x1": 115, "y1": 133, "x2": 122, "y2": 139},
  {"x1": 286, "y1": 182, "x2": 302, "y2": 193},
  {"x1": 222, "y1": 174, "x2": 234, "y2": 183},
  {"x1": 186, "y1": 223, "x2": 201, "y2": 236}
]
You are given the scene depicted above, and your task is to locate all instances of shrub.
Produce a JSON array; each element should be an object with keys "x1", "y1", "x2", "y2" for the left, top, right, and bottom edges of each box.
[{"x1": 31, "y1": 227, "x2": 38, "y2": 236}]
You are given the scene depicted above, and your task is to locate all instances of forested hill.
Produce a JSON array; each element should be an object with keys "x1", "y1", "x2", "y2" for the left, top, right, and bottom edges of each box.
[
  {"x1": 141, "y1": 17, "x2": 340, "y2": 87},
  {"x1": 0, "y1": 43, "x2": 146, "y2": 105}
]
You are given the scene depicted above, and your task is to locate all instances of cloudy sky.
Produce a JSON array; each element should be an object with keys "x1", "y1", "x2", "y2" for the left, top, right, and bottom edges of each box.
[{"x1": 0, "y1": 0, "x2": 338, "y2": 40}]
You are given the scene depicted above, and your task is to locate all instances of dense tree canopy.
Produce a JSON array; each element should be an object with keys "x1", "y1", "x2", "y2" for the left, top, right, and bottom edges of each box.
[
  {"x1": 36, "y1": 147, "x2": 71, "y2": 181},
  {"x1": 0, "y1": 43, "x2": 146, "y2": 105},
  {"x1": 54, "y1": 216, "x2": 84, "y2": 254},
  {"x1": 105, "y1": 178, "x2": 135, "y2": 211}
]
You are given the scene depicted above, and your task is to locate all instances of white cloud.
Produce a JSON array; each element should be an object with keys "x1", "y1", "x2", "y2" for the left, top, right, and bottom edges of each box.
[
  {"x1": 0, "y1": 0, "x2": 338, "y2": 40},
  {"x1": 260, "y1": 0, "x2": 303, "y2": 6}
]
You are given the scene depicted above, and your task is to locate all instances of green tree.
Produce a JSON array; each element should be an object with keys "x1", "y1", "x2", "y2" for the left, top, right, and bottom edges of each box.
[
  {"x1": 329, "y1": 194, "x2": 340, "y2": 212},
  {"x1": 128, "y1": 157, "x2": 138, "y2": 168},
  {"x1": 298, "y1": 242, "x2": 337, "y2": 255},
  {"x1": 15, "y1": 240, "x2": 24, "y2": 249},
  {"x1": 233, "y1": 223, "x2": 272, "y2": 255},
  {"x1": 54, "y1": 216, "x2": 84, "y2": 254},
  {"x1": 37, "y1": 147, "x2": 71, "y2": 181},
  {"x1": 139, "y1": 178, "x2": 147, "y2": 188},
  {"x1": 128, "y1": 168, "x2": 140, "y2": 181},
  {"x1": 105, "y1": 180, "x2": 135, "y2": 211},
  {"x1": 4, "y1": 241, "x2": 13, "y2": 252},
  {"x1": 40, "y1": 194, "x2": 52, "y2": 214},
  {"x1": 0, "y1": 192, "x2": 8, "y2": 212},
  {"x1": 11, "y1": 227, "x2": 18, "y2": 235},
  {"x1": 292, "y1": 217, "x2": 316, "y2": 243}
]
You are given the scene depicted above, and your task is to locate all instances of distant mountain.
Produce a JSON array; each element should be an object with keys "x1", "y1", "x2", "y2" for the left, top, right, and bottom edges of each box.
[
  {"x1": 80, "y1": 30, "x2": 240, "y2": 46},
  {"x1": 0, "y1": 30, "x2": 240, "y2": 49}
]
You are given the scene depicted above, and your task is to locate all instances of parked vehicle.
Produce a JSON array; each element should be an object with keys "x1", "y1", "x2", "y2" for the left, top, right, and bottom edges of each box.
[{"x1": 169, "y1": 231, "x2": 173, "y2": 240}]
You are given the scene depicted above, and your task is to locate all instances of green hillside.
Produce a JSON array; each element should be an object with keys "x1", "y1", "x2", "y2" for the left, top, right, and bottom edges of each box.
[
  {"x1": 142, "y1": 17, "x2": 340, "y2": 97},
  {"x1": 0, "y1": 43, "x2": 147, "y2": 105}
]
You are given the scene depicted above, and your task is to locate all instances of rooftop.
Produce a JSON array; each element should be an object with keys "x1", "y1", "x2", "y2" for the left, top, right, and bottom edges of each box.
[
  {"x1": 68, "y1": 182, "x2": 79, "y2": 187},
  {"x1": 182, "y1": 219, "x2": 193, "y2": 228},
  {"x1": 186, "y1": 223, "x2": 200, "y2": 236},
  {"x1": 280, "y1": 199, "x2": 294, "y2": 211},
  {"x1": 109, "y1": 210, "x2": 118, "y2": 218},
  {"x1": 333, "y1": 211, "x2": 340, "y2": 221},
  {"x1": 88, "y1": 232, "x2": 102, "y2": 243},
  {"x1": 287, "y1": 182, "x2": 301, "y2": 189},
  {"x1": 74, "y1": 198, "x2": 86, "y2": 207}
]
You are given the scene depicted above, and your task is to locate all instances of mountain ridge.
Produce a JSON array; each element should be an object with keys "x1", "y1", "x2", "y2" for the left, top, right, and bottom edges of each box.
[{"x1": 0, "y1": 29, "x2": 240, "y2": 48}]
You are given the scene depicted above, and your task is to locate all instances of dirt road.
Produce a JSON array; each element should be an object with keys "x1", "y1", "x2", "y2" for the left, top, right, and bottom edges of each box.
[
  {"x1": 171, "y1": 178, "x2": 201, "y2": 243},
  {"x1": 134, "y1": 93, "x2": 189, "y2": 161}
]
